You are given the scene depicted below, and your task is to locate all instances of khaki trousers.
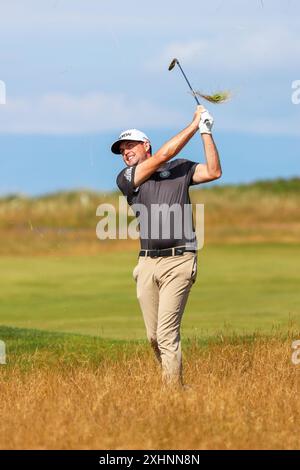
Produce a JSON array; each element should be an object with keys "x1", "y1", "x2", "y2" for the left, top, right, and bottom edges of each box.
[{"x1": 133, "y1": 252, "x2": 197, "y2": 385}]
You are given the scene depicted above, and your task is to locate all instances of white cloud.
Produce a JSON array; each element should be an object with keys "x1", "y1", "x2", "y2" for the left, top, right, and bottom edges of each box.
[
  {"x1": 215, "y1": 113, "x2": 300, "y2": 136},
  {"x1": 0, "y1": 91, "x2": 299, "y2": 136},
  {"x1": 145, "y1": 24, "x2": 300, "y2": 73},
  {"x1": 0, "y1": 0, "x2": 298, "y2": 36},
  {"x1": 0, "y1": 0, "x2": 184, "y2": 35},
  {"x1": 0, "y1": 1, "x2": 299, "y2": 137},
  {"x1": 0, "y1": 92, "x2": 184, "y2": 134},
  {"x1": 146, "y1": 41, "x2": 208, "y2": 72}
]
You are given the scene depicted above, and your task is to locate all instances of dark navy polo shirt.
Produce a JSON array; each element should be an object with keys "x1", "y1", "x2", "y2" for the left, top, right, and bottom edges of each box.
[{"x1": 116, "y1": 158, "x2": 199, "y2": 250}]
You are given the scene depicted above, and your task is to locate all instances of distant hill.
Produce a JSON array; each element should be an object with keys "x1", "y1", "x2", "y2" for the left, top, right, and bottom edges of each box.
[
  {"x1": 0, "y1": 177, "x2": 299, "y2": 254},
  {"x1": 1, "y1": 177, "x2": 299, "y2": 203},
  {"x1": 201, "y1": 178, "x2": 300, "y2": 194}
]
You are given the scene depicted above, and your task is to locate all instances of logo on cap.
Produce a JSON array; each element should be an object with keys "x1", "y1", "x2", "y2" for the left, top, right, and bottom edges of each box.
[{"x1": 120, "y1": 132, "x2": 132, "y2": 139}]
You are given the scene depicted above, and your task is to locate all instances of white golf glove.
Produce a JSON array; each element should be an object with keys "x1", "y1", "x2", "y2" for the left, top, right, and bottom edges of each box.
[{"x1": 199, "y1": 109, "x2": 214, "y2": 134}]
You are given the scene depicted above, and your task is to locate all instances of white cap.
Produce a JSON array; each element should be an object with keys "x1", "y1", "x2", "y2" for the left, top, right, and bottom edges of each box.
[{"x1": 111, "y1": 128, "x2": 150, "y2": 155}]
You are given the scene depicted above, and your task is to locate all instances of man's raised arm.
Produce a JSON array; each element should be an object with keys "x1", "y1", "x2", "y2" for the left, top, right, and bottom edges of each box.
[
  {"x1": 133, "y1": 106, "x2": 203, "y2": 188},
  {"x1": 191, "y1": 108, "x2": 222, "y2": 184}
]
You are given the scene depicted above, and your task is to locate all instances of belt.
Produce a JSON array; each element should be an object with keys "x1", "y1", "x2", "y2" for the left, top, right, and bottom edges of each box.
[{"x1": 139, "y1": 247, "x2": 196, "y2": 258}]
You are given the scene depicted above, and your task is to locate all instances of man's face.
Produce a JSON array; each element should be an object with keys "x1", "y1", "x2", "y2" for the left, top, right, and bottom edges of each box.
[{"x1": 119, "y1": 140, "x2": 150, "y2": 167}]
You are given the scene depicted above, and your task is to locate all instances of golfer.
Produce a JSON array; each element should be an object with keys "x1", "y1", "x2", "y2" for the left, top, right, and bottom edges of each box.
[{"x1": 112, "y1": 105, "x2": 222, "y2": 386}]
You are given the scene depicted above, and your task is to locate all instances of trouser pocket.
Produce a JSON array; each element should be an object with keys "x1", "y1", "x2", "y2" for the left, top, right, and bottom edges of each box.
[
  {"x1": 190, "y1": 255, "x2": 198, "y2": 284},
  {"x1": 132, "y1": 263, "x2": 139, "y2": 282}
]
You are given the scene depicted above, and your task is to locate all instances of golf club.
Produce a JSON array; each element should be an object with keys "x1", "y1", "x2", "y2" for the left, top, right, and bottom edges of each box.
[
  {"x1": 168, "y1": 58, "x2": 201, "y2": 106},
  {"x1": 168, "y1": 58, "x2": 231, "y2": 107},
  {"x1": 168, "y1": 58, "x2": 212, "y2": 126}
]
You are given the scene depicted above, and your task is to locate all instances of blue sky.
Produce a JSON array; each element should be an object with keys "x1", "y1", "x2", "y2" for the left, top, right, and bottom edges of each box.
[{"x1": 0, "y1": 0, "x2": 299, "y2": 195}]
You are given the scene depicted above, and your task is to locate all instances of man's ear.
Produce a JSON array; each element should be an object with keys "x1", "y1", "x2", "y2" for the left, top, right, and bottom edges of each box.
[{"x1": 144, "y1": 140, "x2": 151, "y2": 154}]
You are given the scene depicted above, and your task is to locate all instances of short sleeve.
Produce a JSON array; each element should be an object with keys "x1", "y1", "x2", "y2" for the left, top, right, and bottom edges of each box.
[
  {"x1": 183, "y1": 160, "x2": 199, "y2": 186},
  {"x1": 116, "y1": 166, "x2": 137, "y2": 198}
]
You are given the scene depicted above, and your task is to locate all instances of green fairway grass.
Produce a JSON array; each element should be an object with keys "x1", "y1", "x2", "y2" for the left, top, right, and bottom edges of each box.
[
  {"x1": 0, "y1": 243, "x2": 299, "y2": 339},
  {"x1": 0, "y1": 326, "x2": 140, "y2": 369},
  {"x1": 0, "y1": 325, "x2": 297, "y2": 370}
]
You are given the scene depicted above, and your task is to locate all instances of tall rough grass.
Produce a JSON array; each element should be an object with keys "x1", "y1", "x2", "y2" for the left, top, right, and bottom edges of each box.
[{"x1": 1, "y1": 335, "x2": 299, "y2": 449}]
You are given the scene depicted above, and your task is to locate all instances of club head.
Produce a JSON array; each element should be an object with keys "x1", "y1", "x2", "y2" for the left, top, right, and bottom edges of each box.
[{"x1": 168, "y1": 58, "x2": 178, "y2": 71}]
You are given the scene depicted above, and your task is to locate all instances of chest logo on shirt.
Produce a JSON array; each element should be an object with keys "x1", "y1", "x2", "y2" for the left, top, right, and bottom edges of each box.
[
  {"x1": 159, "y1": 170, "x2": 171, "y2": 179},
  {"x1": 124, "y1": 167, "x2": 133, "y2": 182}
]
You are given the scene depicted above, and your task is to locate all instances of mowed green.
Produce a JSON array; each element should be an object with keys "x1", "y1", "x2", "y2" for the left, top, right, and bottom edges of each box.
[{"x1": 0, "y1": 243, "x2": 299, "y2": 339}]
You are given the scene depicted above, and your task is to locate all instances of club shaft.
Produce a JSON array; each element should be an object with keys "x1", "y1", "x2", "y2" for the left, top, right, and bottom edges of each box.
[{"x1": 176, "y1": 61, "x2": 200, "y2": 105}]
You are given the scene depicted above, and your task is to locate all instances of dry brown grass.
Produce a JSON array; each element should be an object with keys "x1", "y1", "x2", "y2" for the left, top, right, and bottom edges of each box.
[
  {"x1": 1, "y1": 181, "x2": 299, "y2": 255},
  {"x1": 1, "y1": 337, "x2": 299, "y2": 450}
]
